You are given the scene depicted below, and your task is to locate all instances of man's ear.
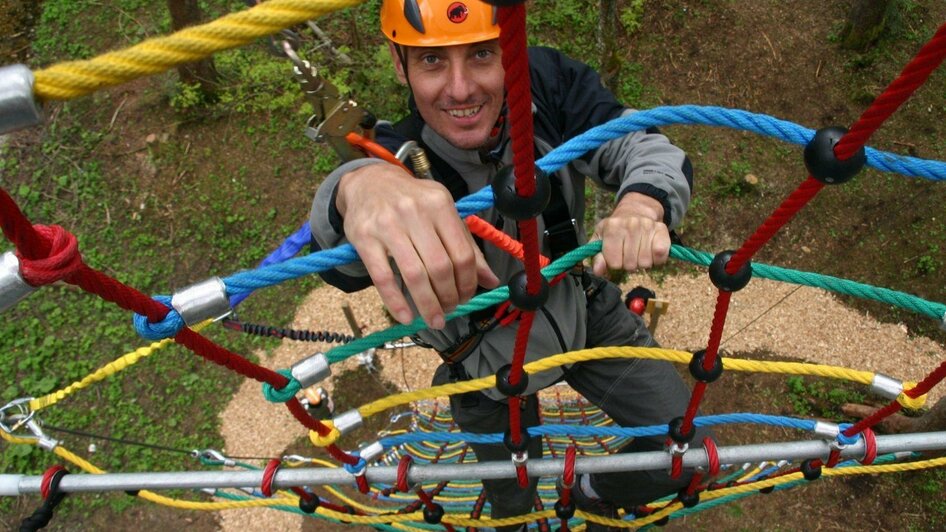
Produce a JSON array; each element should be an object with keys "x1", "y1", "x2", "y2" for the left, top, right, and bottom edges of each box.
[{"x1": 388, "y1": 41, "x2": 408, "y2": 85}]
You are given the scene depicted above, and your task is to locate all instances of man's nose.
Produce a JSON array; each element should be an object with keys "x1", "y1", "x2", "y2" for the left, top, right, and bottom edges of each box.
[{"x1": 444, "y1": 62, "x2": 475, "y2": 102}]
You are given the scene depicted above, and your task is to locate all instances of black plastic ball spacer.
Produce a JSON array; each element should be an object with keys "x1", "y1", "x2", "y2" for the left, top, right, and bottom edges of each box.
[
  {"x1": 507, "y1": 270, "x2": 550, "y2": 311},
  {"x1": 423, "y1": 503, "x2": 445, "y2": 524},
  {"x1": 503, "y1": 425, "x2": 532, "y2": 454},
  {"x1": 491, "y1": 166, "x2": 551, "y2": 221},
  {"x1": 495, "y1": 364, "x2": 529, "y2": 396},
  {"x1": 678, "y1": 489, "x2": 700, "y2": 508},
  {"x1": 688, "y1": 349, "x2": 724, "y2": 383},
  {"x1": 654, "y1": 515, "x2": 671, "y2": 526},
  {"x1": 800, "y1": 459, "x2": 822, "y2": 481},
  {"x1": 759, "y1": 485, "x2": 775, "y2": 494},
  {"x1": 554, "y1": 499, "x2": 576, "y2": 520},
  {"x1": 667, "y1": 416, "x2": 696, "y2": 445},
  {"x1": 299, "y1": 496, "x2": 320, "y2": 514},
  {"x1": 125, "y1": 490, "x2": 140, "y2": 497},
  {"x1": 803, "y1": 126, "x2": 866, "y2": 185},
  {"x1": 708, "y1": 250, "x2": 752, "y2": 292}
]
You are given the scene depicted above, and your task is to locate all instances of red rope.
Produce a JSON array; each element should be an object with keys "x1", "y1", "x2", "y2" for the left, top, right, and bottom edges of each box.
[
  {"x1": 397, "y1": 455, "x2": 413, "y2": 493},
  {"x1": 835, "y1": 22, "x2": 946, "y2": 160},
  {"x1": 515, "y1": 463, "x2": 529, "y2": 488},
  {"x1": 861, "y1": 428, "x2": 877, "y2": 465},
  {"x1": 560, "y1": 445, "x2": 576, "y2": 506},
  {"x1": 0, "y1": 187, "x2": 52, "y2": 260},
  {"x1": 260, "y1": 459, "x2": 281, "y2": 497},
  {"x1": 670, "y1": 453, "x2": 683, "y2": 480},
  {"x1": 16, "y1": 225, "x2": 82, "y2": 286},
  {"x1": 680, "y1": 291, "x2": 732, "y2": 434},
  {"x1": 703, "y1": 437, "x2": 720, "y2": 476},
  {"x1": 40, "y1": 465, "x2": 67, "y2": 500},
  {"x1": 726, "y1": 178, "x2": 824, "y2": 274}
]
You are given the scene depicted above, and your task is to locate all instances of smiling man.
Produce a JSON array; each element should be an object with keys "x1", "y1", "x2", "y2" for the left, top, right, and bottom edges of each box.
[{"x1": 309, "y1": 1, "x2": 704, "y2": 529}]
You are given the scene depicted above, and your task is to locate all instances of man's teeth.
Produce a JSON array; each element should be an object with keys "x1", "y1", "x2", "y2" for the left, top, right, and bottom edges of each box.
[{"x1": 448, "y1": 106, "x2": 481, "y2": 117}]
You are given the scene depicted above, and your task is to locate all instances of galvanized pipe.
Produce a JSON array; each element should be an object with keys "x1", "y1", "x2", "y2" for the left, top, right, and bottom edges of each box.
[{"x1": 2, "y1": 432, "x2": 944, "y2": 496}]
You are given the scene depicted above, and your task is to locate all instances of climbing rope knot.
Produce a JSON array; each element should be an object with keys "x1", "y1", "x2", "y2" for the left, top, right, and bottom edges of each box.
[
  {"x1": 16, "y1": 225, "x2": 82, "y2": 286},
  {"x1": 342, "y1": 456, "x2": 367, "y2": 476},
  {"x1": 261, "y1": 368, "x2": 302, "y2": 403},
  {"x1": 896, "y1": 381, "x2": 927, "y2": 410},
  {"x1": 132, "y1": 295, "x2": 184, "y2": 340},
  {"x1": 308, "y1": 420, "x2": 340, "y2": 448}
]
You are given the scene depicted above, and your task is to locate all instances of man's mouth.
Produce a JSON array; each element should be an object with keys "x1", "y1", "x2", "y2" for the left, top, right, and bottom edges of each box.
[{"x1": 447, "y1": 105, "x2": 482, "y2": 118}]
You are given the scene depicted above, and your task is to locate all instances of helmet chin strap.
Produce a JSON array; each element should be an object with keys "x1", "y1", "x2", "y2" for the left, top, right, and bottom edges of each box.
[{"x1": 393, "y1": 43, "x2": 413, "y2": 92}]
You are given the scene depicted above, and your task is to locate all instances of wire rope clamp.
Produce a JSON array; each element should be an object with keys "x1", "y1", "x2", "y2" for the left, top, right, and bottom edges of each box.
[
  {"x1": 0, "y1": 252, "x2": 36, "y2": 313},
  {"x1": 510, "y1": 450, "x2": 528, "y2": 467},
  {"x1": 0, "y1": 65, "x2": 43, "y2": 135},
  {"x1": 869, "y1": 373, "x2": 904, "y2": 401},
  {"x1": 290, "y1": 352, "x2": 331, "y2": 389},
  {"x1": 170, "y1": 277, "x2": 231, "y2": 326},
  {"x1": 332, "y1": 409, "x2": 364, "y2": 436},
  {"x1": 812, "y1": 420, "x2": 840, "y2": 440}
]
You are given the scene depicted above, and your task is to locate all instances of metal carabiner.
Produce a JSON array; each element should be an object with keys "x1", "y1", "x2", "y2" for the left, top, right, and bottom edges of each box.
[{"x1": 0, "y1": 397, "x2": 36, "y2": 435}]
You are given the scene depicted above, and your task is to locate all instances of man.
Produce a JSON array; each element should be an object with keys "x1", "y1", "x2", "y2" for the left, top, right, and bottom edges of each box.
[{"x1": 309, "y1": 0, "x2": 706, "y2": 529}]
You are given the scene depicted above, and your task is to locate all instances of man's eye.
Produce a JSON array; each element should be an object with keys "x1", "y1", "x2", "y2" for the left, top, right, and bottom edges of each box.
[
  {"x1": 474, "y1": 49, "x2": 493, "y2": 59},
  {"x1": 421, "y1": 55, "x2": 439, "y2": 65}
]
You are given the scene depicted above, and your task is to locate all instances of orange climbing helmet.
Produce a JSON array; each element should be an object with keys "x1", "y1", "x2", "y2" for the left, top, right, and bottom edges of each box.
[{"x1": 381, "y1": 0, "x2": 499, "y2": 47}]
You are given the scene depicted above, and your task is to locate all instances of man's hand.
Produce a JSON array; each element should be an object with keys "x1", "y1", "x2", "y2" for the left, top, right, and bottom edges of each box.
[
  {"x1": 591, "y1": 192, "x2": 671, "y2": 276},
  {"x1": 337, "y1": 163, "x2": 500, "y2": 329}
]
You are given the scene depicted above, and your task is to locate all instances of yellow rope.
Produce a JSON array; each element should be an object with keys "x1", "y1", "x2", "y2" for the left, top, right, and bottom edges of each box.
[
  {"x1": 28, "y1": 320, "x2": 212, "y2": 412},
  {"x1": 33, "y1": 0, "x2": 362, "y2": 101},
  {"x1": 898, "y1": 381, "x2": 928, "y2": 409},
  {"x1": 359, "y1": 346, "x2": 878, "y2": 419}
]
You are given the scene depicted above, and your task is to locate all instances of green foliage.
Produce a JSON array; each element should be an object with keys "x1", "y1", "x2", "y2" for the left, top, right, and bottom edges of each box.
[
  {"x1": 527, "y1": 0, "x2": 599, "y2": 64},
  {"x1": 709, "y1": 160, "x2": 756, "y2": 198},
  {"x1": 784, "y1": 376, "x2": 866, "y2": 418},
  {"x1": 620, "y1": 0, "x2": 648, "y2": 36}
]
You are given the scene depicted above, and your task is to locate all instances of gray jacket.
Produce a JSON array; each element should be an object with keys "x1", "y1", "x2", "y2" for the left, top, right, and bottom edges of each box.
[{"x1": 310, "y1": 47, "x2": 691, "y2": 400}]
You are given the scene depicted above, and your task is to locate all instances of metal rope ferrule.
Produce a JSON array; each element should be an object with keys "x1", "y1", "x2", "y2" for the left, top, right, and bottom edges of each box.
[
  {"x1": 0, "y1": 252, "x2": 36, "y2": 313},
  {"x1": 332, "y1": 409, "x2": 363, "y2": 436},
  {"x1": 170, "y1": 277, "x2": 231, "y2": 326},
  {"x1": 290, "y1": 352, "x2": 331, "y2": 389},
  {"x1": 0, "y1": 65, "x2": 43, "y2": 135},
  {"x1": 870, "y1": 373, "x2": 904, "y2": 401}
]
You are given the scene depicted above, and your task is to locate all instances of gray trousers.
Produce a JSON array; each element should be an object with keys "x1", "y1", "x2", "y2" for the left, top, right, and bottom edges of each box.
[{"x1": 432, "y1": 276, "x2": 710, "y2": 527}]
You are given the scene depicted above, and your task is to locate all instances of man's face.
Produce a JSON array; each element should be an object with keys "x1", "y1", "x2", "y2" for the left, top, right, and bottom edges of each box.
[{"x1": 394, "y1": 40, "x2": 505, "y2": 151}]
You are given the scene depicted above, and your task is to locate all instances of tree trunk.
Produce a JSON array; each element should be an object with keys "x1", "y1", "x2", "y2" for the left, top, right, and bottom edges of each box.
[
  {"x1": 593, "y1": 0, "x2": 621, "y2": 230},
  {"x1": 167, "y1": 0, "x2": 218, "y2": 97},
  {"x1": 840, "y1": 0, "x2": 893, "y2": 51}
]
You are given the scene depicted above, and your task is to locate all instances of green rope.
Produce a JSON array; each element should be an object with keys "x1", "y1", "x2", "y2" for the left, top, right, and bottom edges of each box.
[
  {"x1": 323, "y1": 242, "x2": 599, "y2": 364},
  {"x1": 314, "y1": 241, "x2": 944, "y2": 368},
  {"x1": 671, "y1": 245, "x2": 946, "y2": 322}
]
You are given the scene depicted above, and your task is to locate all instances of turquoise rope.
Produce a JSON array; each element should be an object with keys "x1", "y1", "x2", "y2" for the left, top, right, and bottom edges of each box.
[
  {"x1": 671, "y1": 245, "x2": 946, "y2": 321},
  {"x1": 323, "y1": 242, "x2": 599, "y2": 364}
]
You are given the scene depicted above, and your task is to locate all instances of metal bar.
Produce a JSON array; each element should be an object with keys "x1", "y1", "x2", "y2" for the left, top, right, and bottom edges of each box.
[{"x1": 3, "y1": 432, "x2": 945, "y2": 496}]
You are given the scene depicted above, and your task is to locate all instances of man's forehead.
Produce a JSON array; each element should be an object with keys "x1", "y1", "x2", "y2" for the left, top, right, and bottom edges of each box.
[{"x1": 404, "y1": 39, "x2": 500, "y2": 55}]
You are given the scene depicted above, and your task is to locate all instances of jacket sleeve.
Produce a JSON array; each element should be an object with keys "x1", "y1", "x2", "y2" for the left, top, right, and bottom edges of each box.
[
  {"x1": 529, "y1": 47, "x2": 693, "y2": 228},
  {"x1": 308, "y1": 122, "x2": 412, "y2": 291}
]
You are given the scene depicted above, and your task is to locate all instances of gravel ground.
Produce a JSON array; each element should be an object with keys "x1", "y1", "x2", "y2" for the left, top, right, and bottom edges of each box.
[{"x1": 218, "y1": 271, "x2": 945, "y2": 531}]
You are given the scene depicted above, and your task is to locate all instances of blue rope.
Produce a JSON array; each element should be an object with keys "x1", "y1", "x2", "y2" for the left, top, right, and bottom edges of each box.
[
  {"x1": 378, "y1": 413, "x2": 817, "y2": 448},
  {"x1": 230, "y1": 222, "x2": 312, "y2": 307},
  {"x1": 214, "y1": 105, "x2": 946, "y2": 301}
]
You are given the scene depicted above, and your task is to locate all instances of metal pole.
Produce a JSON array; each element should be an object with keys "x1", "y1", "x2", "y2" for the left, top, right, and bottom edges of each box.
[{"x1": 2, "y1": 432, "x2": 945, "y2": 496}]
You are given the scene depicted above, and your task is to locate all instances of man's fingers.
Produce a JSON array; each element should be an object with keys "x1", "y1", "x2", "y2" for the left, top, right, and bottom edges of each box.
[
  {"x1": 387, "y1": 233, "x2": 446, "y2": 329},
  {"x1": 652, "y1": 226, "x2": 671, "y2": 265},
  {"x1": 359, "y1": 242, "x2": 413, "y2": 325},
  {"x1": 473, "y1": 245, "x2": 500, "y2": 290}
]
